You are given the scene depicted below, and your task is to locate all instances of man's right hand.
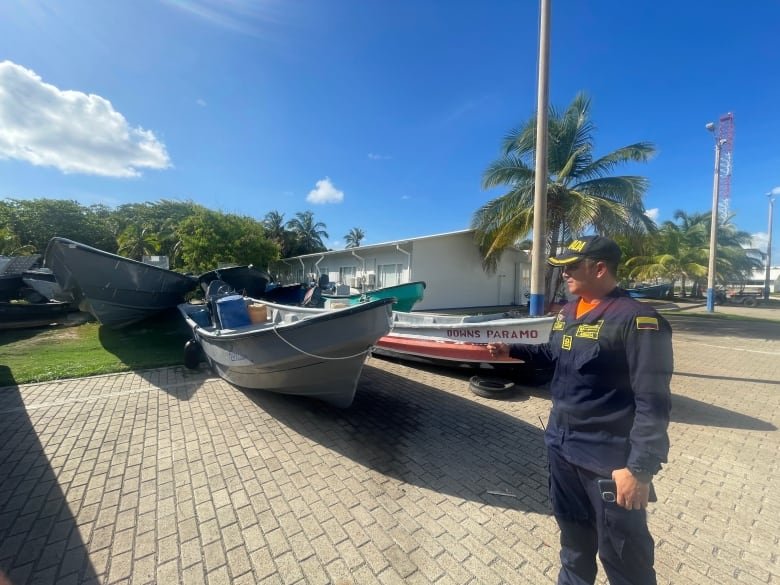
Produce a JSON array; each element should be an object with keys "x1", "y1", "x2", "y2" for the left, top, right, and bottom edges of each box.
[{"x1": 486, "y1": 342, "x2": 510, "y2": 358}]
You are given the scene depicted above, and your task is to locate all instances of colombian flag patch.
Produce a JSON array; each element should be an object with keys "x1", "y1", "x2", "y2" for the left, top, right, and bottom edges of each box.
[{"x1": 636, "y1": 316, "x2": 659, "y2": 330}]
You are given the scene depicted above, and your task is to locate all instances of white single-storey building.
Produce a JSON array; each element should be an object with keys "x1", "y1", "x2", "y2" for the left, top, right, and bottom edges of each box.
[
  {"x1": 745, "y1": 265, "x2": 780, "y2": 293},
  {"x1": 270, "y1": 229, "x2": 532, "y2": 311}
]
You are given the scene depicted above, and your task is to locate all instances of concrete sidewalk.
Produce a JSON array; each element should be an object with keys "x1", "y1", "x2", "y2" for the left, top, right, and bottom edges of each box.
[{"x1": 0, "y1": 313, "x2": 778, "y2": 584}]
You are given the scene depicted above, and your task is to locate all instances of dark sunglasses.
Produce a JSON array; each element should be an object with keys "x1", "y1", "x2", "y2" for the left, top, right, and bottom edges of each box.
[{"x1": 563, "y1": 259, "x2": 590, "y2": 273}]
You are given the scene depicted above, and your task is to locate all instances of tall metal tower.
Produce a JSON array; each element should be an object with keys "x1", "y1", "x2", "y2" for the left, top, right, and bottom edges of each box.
[{"x1": 717, "y1": 112, "x2": 735, "y2": 217}]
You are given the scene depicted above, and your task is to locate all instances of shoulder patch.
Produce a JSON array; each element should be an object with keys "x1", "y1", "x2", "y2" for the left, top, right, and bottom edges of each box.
[{"x1": 636, "y1": 316, "x2": 659, "y2": 330}]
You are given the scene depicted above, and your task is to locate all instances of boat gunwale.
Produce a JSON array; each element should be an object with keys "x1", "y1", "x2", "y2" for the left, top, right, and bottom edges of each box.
[
  {"x1": 321, "y1": 280, "x2": 426, "y2": 300},
  {"x1": 390, "y1": 314, "x2": 555, "y2": 331},
  {"x1": 179, "y1": 297, "x2": 394, "y2": 340},
  {"x1": 46, "y1": 237, "x2": 196, "y2": 283}
]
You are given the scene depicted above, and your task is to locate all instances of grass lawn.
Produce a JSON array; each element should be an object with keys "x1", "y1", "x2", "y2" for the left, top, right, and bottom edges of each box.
[{"x1": 0, "y1": 309, "x2": 192, "y2": 387}]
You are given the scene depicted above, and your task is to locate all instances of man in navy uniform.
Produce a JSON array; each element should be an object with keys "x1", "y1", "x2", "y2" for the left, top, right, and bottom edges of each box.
[{"x1": 488, "y1": 235, "x2": 673, "y2": 585}]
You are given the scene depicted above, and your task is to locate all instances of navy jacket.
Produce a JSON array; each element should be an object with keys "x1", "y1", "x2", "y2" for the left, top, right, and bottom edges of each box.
[{"x1": 510, "y1": 288, "x2": 673, "y2": 478}]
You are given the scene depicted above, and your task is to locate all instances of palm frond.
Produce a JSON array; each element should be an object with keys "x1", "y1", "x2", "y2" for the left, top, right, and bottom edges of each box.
[
  {"x1": 578, "y1": 143, "x2": 656, "y2": 180},
  {"x1": 500, "y1": 117, "x2": 537, "y2": 158},
  {"x1": 481, "y1": 155, "x2": 534, "y2": 190},
  {"x1": 574, "y1": 176, "x2": 650, "y2": 203}
]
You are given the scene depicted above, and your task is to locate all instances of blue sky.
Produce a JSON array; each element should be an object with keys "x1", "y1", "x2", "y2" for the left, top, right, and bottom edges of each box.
[{"x1": 1, "y1": 0, "x2": 778, "y2": 258}]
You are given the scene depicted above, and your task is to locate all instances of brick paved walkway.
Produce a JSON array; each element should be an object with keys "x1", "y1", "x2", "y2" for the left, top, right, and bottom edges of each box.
[{"x1": 0, "y1": 313, "x2": 778, "y2": 584}]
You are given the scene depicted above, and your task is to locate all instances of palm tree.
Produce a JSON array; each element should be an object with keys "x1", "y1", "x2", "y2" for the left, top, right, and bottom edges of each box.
[
  {"x1": 117, "y1": 225, "x2": 160, "y2": 260},
  {"x1": 625, "y1": 211, "x2": 709, "y2": 297},
  {"x1": 263, "y1": 211, "x2": 286, "y2": 243},
  {"x1": 263, "y1": 210, "x2": 293, "y2": 257},
  {"x1": 625, "y1": 210, "x2": 762, "y2": 297},
  {"x1": 286, "y1": 211, "x2": 329, "y2": 255},
  {"x1": 714, "y1": 212, "x2": 764, "y2": 285},
  {"x1": 344, "y1": 227, "x2": 365, "y2": 248},
  {"x1": 473, "y1": 92, "x2": 656, "y2": 300}
]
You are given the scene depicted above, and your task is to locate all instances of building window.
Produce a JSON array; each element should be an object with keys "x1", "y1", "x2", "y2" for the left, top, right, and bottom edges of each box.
[
  {"x1": 377, "y1": 263, "x2": 403, "y2": 287},
  {"x1": 339, "y1": 266, "x2": 356, "y2": 286}
]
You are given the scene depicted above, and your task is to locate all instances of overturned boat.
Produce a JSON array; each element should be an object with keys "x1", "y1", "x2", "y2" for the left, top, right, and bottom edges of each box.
[
  {"x1": 21, "y1": 267, "x2": 76, "y2": 304},
  {"x1": 178, "y1": 293, "x2": 394, "y2": 408},
  {"x1": 45, "y1": 237, "x2": 198, "y2": 328},
  {"x1": 0, "y1": 255, "x2": 41, "y2": 301},
  {"x1": 0, "y1": 300, "x2": 72, "y2": 330},
  {"x1": 197, "y1": 265, "x2": 272, "y2": 298}
]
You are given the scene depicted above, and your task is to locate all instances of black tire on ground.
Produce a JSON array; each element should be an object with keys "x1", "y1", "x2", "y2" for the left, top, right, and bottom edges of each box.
[
  {"x1": 184, "y1": 339, "x2": 203, "y2": 369},
  {"x1": 469, "y1": 376, "x2": 516, "y2": 399},
  {"x1": 742, "y1": 296, "x2": 758, "y2": 307}
]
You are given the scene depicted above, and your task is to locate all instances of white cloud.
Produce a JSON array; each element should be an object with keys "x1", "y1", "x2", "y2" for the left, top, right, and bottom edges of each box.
[
  {"x1": 751, "y1": 232, "x2": 769, "y2": 253},
  {"x1": 196, "y1": 98, "x2": 207, "y2": 107},
  {"x1": 160, "y1": 0, "x2": 282, "y2": 37},
  {"x1": 368, "y1": 153, "x2": 391, "y2": 160},
  {"x1": 645, "y1": 208, "x2": 660, "y2": 222},
  {"x1": 0, "y1": 61, "x2": 170, "y2": 178},
  {"x1": 306, "y1": 177, "x2": 344, "y2": 204}
]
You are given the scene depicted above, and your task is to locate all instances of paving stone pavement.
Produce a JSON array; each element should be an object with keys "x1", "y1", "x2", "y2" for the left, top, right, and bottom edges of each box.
[{"x1": 0, "y1": 313, "x2": 778, "y2": 585}]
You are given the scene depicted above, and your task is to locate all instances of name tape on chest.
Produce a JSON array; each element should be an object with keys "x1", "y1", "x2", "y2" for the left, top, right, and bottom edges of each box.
[
  {"x1": 575, "y1": 320, "x2": 604, "y2": 340},
  {"x1": 635, "y1": 316, "x2": 659, "y2": 330}
]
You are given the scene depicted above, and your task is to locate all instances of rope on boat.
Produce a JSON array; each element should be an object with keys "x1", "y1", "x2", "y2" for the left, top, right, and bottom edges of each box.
[{"x1": 270, "y1": 324, "x2": 371, "y2": 360}]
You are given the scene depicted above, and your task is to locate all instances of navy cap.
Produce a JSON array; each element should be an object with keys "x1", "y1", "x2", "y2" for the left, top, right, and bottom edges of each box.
[{"x1": 548, "y1": 235, "x2": 622, "y2": 266}]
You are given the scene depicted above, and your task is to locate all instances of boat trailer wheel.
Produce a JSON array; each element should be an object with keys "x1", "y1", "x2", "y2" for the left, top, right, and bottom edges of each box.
[{"x1": 468, "y1": 376, "x2": 516, "y2": 399}]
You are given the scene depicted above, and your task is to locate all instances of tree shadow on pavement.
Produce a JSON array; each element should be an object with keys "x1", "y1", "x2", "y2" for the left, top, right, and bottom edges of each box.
[
  {"x1": 665, "y1": 313, "x2": 780, "y2": 341},
  {"x1": 239, "y1": 363, "x2": 552, "y2": 514},
  {"x1": 97, "y1": 308, "x2": 209, "y2": 399},
  {"x1": 0, "y1": 365, "x2": 99, "y2": 585},
  {"x1": 671, "y1": 393, "x2": 776, "y2": 431},
  {"x1": 675, "y1": 371, "x2": 780, "y2": 386}
]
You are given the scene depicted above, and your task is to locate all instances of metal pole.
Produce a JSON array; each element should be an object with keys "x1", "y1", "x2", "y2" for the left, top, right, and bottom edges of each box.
[
  {"x1": 529, "y1": 0, "x2": 551, "y2": 317},
  {"x1": 765, "y1": 195, "x2": 775, "y2": 300},
  {"x1": 706, "y1": 140, "x2": 722, "y2": 312}
]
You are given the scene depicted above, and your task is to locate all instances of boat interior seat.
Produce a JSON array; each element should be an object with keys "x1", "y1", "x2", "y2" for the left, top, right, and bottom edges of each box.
[{"x1": 272, "y1": 311, "x2": 302, "y2": 325}]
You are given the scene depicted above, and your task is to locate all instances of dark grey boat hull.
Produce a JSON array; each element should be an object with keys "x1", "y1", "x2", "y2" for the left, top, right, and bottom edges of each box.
[{"x1": 45, "y1": 237, "x2": 197, "y2": 328}]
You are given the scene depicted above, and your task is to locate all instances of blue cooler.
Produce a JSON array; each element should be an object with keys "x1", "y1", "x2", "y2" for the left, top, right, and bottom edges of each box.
[
  {"x1": 216, "y1": 295, "x2": 251, "y2": 328},
  {"x1": 190, "y1": 307, "x2": 212, "y2": 327}
]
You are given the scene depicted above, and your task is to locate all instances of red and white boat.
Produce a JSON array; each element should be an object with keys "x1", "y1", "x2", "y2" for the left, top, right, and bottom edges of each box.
[{"x1": 373, "y1": 310, "x2": 555, "y2": 365}]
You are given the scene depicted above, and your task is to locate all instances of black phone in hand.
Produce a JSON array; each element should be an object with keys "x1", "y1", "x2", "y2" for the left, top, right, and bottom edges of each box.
[
  {"x1": 597, "y1": 479, "x2": 617, "y2": 502},
  {"x1": 597, "y1": 478, "x2": 658, "y2": 504}
]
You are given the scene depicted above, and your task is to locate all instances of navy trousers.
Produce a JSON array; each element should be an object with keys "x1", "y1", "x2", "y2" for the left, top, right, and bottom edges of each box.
[{"x1": 548, "y1": 447, "x2": 656, "y2": 585}]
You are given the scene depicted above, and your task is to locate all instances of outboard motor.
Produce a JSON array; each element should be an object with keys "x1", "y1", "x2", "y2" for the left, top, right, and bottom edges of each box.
[{"x1": 205, "y1": 279, "x2": 235, "y2": 328}]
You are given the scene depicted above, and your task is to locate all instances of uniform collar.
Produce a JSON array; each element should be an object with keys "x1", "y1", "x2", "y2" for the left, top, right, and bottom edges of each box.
[{"x1": 565, "y1": 287, "x2": 625, "y2": 322}]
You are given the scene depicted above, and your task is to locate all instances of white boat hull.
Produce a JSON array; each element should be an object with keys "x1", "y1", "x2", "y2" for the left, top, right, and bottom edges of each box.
[{"x1": 374, "y1": 310, "x2": 555, "y2": 365}]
